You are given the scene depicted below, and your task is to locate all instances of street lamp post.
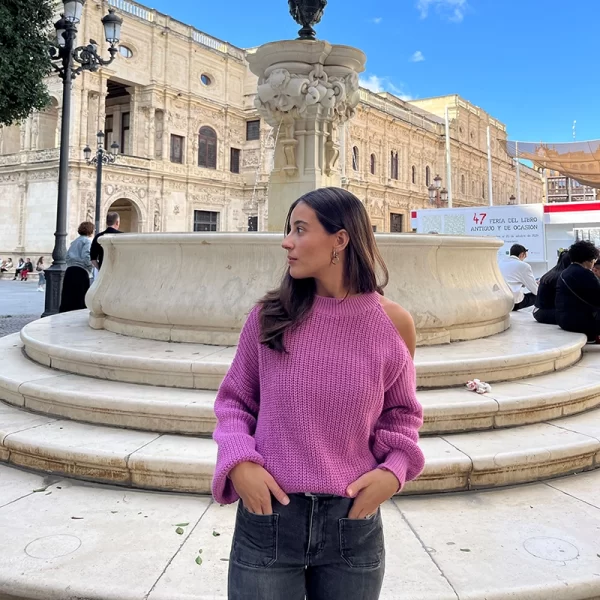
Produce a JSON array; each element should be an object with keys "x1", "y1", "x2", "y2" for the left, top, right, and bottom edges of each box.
[
  {"x1": 84, "y1": 131, "x2": 119, "y2": 233},
  {"x1": 428, "y1": 174, "x2": 449, "y2": 208},
  {"x1": 43, "y1": 0, "x2": 122, "y2": 317}
]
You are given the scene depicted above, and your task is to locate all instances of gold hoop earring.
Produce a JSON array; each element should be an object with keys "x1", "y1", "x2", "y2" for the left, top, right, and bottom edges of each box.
[{"x1": 331, "y1": 250, "x2": 340, "y2": 265}]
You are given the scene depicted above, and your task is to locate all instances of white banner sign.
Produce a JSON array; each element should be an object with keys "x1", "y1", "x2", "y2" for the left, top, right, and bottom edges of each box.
[{"x1": 414, "y1": 204, "x2": 546, "y2": 262}]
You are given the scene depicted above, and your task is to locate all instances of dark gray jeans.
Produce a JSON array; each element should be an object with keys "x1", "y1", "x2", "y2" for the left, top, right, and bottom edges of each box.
[{"x1": 228, "y1": 493, "x2": 385, "y2": 600}]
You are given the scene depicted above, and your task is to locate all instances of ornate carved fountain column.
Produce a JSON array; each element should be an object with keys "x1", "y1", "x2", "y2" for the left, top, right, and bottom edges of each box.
[{"x1": 247, "y1": 41, "x2": 365, "y2": 231}]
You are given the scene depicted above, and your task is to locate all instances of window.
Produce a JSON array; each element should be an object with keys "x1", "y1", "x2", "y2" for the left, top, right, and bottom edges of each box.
[
  {"x1": 411, "y1": 165, "x2": 416, "y2": 184},
  {"x1": 425, "y1": 166, "x2": 431, "y2": 187},
  {"x1": 119, "y1": 45, "x2": 133, "y2": 58},
  {"x1": 194, "y1": 210, "x2": 219, "y2": 232},
  {"x1": 390, "y1": 213, "x2": 403, "y2": 233},
  {"x1": 230, "y1": 148, "x2": 240, "y2": 173},
  {"x1": 372, "y1": 225, "x2": 377, "y2": 232},
  {"x1": 200, "y1": 74, "x2": 212, "y2": 86},
  {"x1": 246, "y1": 120, "x2": 260, "y2": 141},
  {"x1": 390, "y1": 151, "x2": 398, "y2": 180},
  {"x1": 370, "y1": 153, "x2": 376, "y2": 175},
  {"x1": 247, "y1": 216, "x2": 258, "y2": 231},
  {"x1": 120, "y1": 112, "x2": 130, "y2": 155},
  {"x1": 461, "y1": 174, "x2": 465, "y2": 194},
  {"x1": 352, "y1": 146, "x2": 359, "y2": 171},
  {"x1": 105, "y1": 115, "x2": 114, "y2": 148},
  {"x1": 198, "y1": 126, "x2": 217, "y2": 169},
  {"x1": 471, "y1": 180, "x2": 475, "y2": 195},
  {"x1": 170, "y1": 134, "x2": 184, "y2": 164},
  {"x1": 482, "y1": 181, "x2": 486, "y2": 198}
]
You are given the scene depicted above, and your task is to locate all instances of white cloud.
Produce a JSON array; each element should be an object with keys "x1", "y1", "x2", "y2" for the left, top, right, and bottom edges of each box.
[
  {"x1": 410, "y1": 50, "x2": 425, "y2": 62},
  {"x1": 417, "y1": 0, "x2": 467, "y2": 22},
  {"x1": 372, "y1": 17, "x2": 383, "y2": 24},
  {"x1": 359, "y1": 75, "x2": 413, "y2": 101}
]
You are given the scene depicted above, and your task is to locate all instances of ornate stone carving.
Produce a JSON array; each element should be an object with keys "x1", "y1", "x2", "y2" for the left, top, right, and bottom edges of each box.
[
  {"x1": 153, "y1": 201, "x2": 161, "y2": 231},
  {"x1": 254, "y1": 63, "x2": 360, "y2": 128},
  {"x1": 85, "y1": 192, "x2": 95, "y2": 223},
  {"x1": 242, "y1": 149, "x2": 261, "y2": 168}
]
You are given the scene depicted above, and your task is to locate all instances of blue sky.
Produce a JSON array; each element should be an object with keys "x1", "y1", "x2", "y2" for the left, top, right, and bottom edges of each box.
[{"x1": 145, "y1": 0, "x2": 599, "y2": 143}]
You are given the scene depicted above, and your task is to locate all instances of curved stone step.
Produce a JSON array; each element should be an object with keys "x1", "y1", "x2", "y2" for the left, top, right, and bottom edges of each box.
[
  {"x1": 2, "y1": 400, "x2": 600, "y2": 495},
  {"x1": 4, "y1": 333, "x2": 600, "y2": 436},
  {"x1": 3, "y1": 464, "x2": 600, "y2": 600},
  {"x1": 21, "y1": 311, "x2": 586, "y2": 390}
]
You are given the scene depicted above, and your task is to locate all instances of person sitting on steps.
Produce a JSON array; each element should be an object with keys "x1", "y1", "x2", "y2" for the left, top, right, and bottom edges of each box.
[
  {"x1": 534, "y1": 250, "x2": 571, "y2": 325},
  {"x1": 556, "y1": 240, "x2": 600, "y2": 343},
  {"x1": 499, "y1": 244, "x2": 538, "y2": 311}
]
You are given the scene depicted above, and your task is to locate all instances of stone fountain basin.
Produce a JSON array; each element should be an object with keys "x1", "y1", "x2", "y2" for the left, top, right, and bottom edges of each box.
[{"x1": 86, "y1": 233, "x2": 513, "y2": 346}]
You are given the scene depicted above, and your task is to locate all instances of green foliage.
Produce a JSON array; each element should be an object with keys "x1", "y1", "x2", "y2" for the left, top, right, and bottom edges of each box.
[{"x1": 0, "y1": 0, "x2": 54, "y2": 126}]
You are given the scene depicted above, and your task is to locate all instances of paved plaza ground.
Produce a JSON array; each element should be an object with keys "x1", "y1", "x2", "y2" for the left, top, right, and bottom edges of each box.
[{"x1": 0, "y1": 280, "x2": 45, "y2": 337}]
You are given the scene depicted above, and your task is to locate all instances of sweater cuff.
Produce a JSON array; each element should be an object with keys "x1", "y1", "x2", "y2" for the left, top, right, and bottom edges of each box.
[
  {"x1": 211, "y1": 436, "x2": 264, "y2": 504},
  {"x1": 378, "y1": 451, "x2": 410, "y2": 492}
]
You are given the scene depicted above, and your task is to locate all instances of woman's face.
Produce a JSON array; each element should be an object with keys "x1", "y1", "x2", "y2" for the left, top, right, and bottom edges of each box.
[{"x1": 281, "y1": 202, "x2": 340, "y2": 280}]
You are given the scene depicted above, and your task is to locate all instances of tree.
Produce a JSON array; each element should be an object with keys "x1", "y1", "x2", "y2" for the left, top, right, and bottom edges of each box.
[{"x1": 0, "y1": 0, "x2": 54, "y2": 127}]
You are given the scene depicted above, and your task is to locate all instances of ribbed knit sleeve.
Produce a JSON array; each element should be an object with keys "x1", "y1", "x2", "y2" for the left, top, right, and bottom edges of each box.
[
  {"x1": 373, "y1": 354, "x2": 425, "y2": 490},
  {"x1": 212, "y1": 306, "x2": 265, "y2": 504}
]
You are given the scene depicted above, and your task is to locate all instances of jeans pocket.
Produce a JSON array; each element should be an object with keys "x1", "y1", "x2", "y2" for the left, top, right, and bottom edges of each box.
[
  {"x1": 339, "y1": 509, "x2": 384, "y2": 569},
  {"x1": 232, "y1": 503, "x2": 279, "y2": 568}
]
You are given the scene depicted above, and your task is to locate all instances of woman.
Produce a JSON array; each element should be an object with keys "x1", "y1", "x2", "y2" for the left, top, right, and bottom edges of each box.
[
  {"x1": 533, "y1": 250, "x2": 571, "y2": 325},
  {"x1": 36, "y1": 257, "x2": 46, "y2": 292},
  {"x1": 59, "y1": 222, "x2": 94, "y2": 313},
  {"x1": 212, "y1": 187, "x2": 425, "y2": 600},
  {"x1": 556, "y1": 240, "x2": 600, "y2": 342}
]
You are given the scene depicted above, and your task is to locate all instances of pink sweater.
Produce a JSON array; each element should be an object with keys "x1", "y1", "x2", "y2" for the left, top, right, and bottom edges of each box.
[{"x1": 212, "y1": 292, "x2": 425, "y2": 504}]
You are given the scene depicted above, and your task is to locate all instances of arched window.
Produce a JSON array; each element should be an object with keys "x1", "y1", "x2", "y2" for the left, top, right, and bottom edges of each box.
[
  {"x1": 411, "y1": 165, "x2": 416, "y2": 184},
  {"x1": 198, "y1": 126, "x2": 217, "y2": 169},
  {"x1": 461, "y1": 174, "x2": 465, "y2": 194},
  {"x1": 425, "y1": 166, "x2": 431, "y2": 187},
  {"x1": 352, "y1": 146, "x2": 359, "y2": 171},
  {"x1": 370, "y1": 153, "x2": 376, "y2": 175},
  {"x1": 390, "y1": 151, "x2": 399, "y2": 180}
]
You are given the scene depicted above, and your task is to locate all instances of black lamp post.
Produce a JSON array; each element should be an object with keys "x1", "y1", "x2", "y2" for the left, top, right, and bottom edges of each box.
[
  {"x1": 43, "y1": 0, "x2": 122, "y2": 317},
  {"x1": 84, "y1": 131, "x2": 119, "y2": 234},
  {"x1": 288, "y1": 0, "x2": 327, "y2": 40},
  {"x1": 428, "y1": 174, "x2": 448, "y2": 208}
]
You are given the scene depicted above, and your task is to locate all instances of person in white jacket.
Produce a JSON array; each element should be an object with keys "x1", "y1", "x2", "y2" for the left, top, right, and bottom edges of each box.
[{"x1": 499, "y1": 244, "x2": 539, "y2": 311}]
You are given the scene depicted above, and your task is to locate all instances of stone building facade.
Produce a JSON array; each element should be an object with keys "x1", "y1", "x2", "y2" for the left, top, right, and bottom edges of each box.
[{"x1": 0, "y1": 0, "x2": 543, "y2": 257}]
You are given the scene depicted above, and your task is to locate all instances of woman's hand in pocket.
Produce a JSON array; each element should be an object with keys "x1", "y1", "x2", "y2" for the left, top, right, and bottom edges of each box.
[
  {"x1": 346, "y1": 468, "x2": 400, "y2": 519},
  {"x1": 230, "y1": 462, "x2": 290, "y2": 515}
]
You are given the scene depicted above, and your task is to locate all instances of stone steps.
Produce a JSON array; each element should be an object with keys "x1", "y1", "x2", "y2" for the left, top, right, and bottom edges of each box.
[
  {"x1": 20, "y1": 311, "x2": 587, "y2": 390},
  {"x1": 3, "y1": 333, "x2": 600, "y2": 436},
  {"x1": 2, "y1": 463, "x2": 600, "y2": 600},
  {"x1": 2, "y1": 396, "x2": 600, "y2": 495}
]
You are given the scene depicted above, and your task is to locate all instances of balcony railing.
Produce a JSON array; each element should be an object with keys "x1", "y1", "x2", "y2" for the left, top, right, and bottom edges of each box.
[
  {"x1": 107, "y1": 0, "x2": 245, "y2": 61},
  {"x1": 358, "y1": 89, "x2": 442, "y2": 134}
]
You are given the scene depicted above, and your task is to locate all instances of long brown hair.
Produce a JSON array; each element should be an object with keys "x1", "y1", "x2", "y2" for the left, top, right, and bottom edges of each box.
[{"x1": 259, "y1": 187, "x2": 389, "y2": 352}]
